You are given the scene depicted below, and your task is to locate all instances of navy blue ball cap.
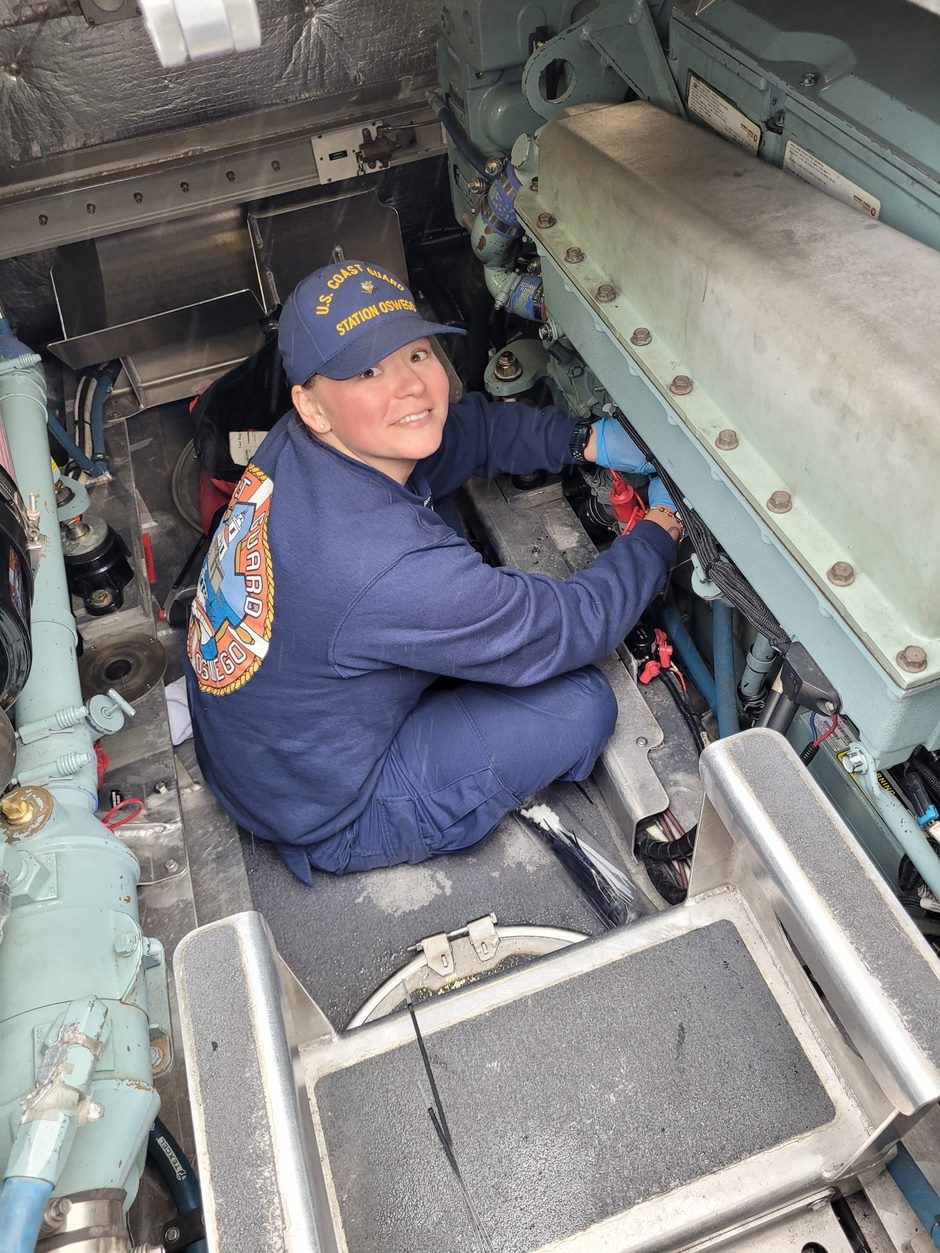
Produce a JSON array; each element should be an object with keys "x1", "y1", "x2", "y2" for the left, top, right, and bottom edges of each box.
[{"x1": 277, "y1": 260, "x2": 466, "y2": 385}]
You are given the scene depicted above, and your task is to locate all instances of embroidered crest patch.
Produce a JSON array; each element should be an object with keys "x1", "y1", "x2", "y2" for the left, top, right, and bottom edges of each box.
[{"x1": 188, "y1": 465, "x2": 274, "y2": 695}]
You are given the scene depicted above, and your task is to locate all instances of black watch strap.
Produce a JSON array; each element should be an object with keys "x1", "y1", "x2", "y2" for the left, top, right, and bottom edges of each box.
[{"x1": 569, "y1": 420, "x2": 593, "y2": 464}]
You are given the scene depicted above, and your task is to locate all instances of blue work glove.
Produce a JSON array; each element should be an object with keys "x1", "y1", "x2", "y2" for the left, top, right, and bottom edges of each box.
[
  {"x1": 592, "y1": 419, "x2": 656, "y2": 475},
  {"x1": 647, "y1": 476, "x2": 678, "y2": 512}
]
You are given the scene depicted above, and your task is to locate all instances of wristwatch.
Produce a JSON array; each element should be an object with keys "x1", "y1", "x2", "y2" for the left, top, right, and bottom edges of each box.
[{"x1": 568, "y1": 420, "x2": 594, "y2": 464}]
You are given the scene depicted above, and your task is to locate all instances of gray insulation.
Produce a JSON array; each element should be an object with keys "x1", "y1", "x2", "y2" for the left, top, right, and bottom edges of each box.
[{"x1": 0, "y1": 1, "x2": 441, "y2": 164}]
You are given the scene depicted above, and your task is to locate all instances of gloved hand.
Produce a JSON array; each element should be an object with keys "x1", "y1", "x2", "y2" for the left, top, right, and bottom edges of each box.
[
  {"x1": 647, "y1": 476, "x2": 678, "y2": 512},
  {"x1": 592, "y1": 419, "x2": 656, "y2": 475}
]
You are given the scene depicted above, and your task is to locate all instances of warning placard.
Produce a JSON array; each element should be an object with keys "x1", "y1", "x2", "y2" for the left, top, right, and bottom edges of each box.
[
  {"x1": 783, "y1": 141, "x2": 881, "y2": 219},
  {"x1": 688, "y1": 75, "x2": 761, "y2": 153}
]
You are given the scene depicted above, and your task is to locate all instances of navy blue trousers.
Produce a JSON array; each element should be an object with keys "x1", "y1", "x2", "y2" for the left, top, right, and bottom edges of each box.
[{"x1": 307, "y1": 665, "x2": 617, "y2": 875}]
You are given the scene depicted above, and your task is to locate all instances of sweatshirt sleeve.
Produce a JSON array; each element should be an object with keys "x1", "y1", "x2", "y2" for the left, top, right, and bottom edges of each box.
[
  {"x1": 331, "y1": 517, "x2": 676, "y2": 686},
  {"x1": 420, "y1": 392, "x2": 574, "y2": 498}
]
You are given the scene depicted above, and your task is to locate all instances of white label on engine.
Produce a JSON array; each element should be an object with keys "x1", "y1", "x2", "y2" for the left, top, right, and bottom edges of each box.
[
  {"x1": 688, "y1": 75, "x2": 761, "y2": 153},
  {"x1": 228, "y1": 430, "x2": 267, "y2": 466},
  {"x1": 783, "y1": 141, "x2": 881, "y2": 219}
]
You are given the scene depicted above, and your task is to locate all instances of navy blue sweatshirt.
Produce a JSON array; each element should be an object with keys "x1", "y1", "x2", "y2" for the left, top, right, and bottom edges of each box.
[{"x1": 184, "y1": 393, "x2": 675, "y2": 879}]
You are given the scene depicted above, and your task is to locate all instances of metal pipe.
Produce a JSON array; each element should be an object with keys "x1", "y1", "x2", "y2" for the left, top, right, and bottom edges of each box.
[
  {"x1": 711, "y1": 599, "x2": 740, "y2": 738},
  {"x1": 0, "y1": 326, "x2": 161, "y2": 1212},
  {"x1": 888, "y1": 1145, "x2": 940, "y2": 1249},
  {"x1": 843, "y1": 742, "x2": 940, "y2": 902}
]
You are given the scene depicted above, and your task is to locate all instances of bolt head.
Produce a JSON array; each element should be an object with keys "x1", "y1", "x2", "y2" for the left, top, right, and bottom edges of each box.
[
  {"x1": 630, "y1": 327, "x2": 652, "y2": 346},
  {"x1": 715, "y1": 429, "x2": 739, "y2": 450},
  {"x1": 165, "y1": 1227, "x2": 181, "y2": 1244},
  {"x1": 767, "y1": 490, "x2": 792, "y2": 513},
  {"x1": 163, "y1": 858, "x2": 180, "y2": 874},
  {"x1": 636, "y1": 736, "x2": 648, "y2": 747},
  {"x1": 827, "y1": 561, "x2": 855, "y2": 587},
  {"x1": 537, "y1": 212, "x2": 556, "y2": 229},
  {"x1": 1, "y1": 796, "x2": 34, "y2": 826},
  {"x1": 467, "y1": 177, "x2": 486, "y2": 195},
  {"x1": 564, "y1": 246, "x2": 584, "y2": 264},
  {"x1": 90, "y1": 589, "x2": 113, "y2": 608},
  {"x1": 484, "y1": 157, "x2": 502, "y2": 176},
  {"x1": 897, "y1": 645, "x2": 928, "y2": 673},
  {"x1": 595, "y1": 283, "x2": 618, "y2": 303},
  {"x1": 800, "y1": 71, "x2": 818, "y2": 86},
  {"x1": 670, "y1": 375, "x2": 693, "y2": 396}
]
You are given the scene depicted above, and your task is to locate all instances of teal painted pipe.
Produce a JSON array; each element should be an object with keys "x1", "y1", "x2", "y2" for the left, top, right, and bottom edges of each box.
[{"x1": 0, "y1": 334, "x2": 160, "y2": 1211}]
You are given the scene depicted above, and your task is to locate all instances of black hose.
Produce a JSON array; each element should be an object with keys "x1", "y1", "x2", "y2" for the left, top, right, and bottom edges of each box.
[
  {"x1": 635, "y1": 827, "x2": 697, "y2": 862},
  {"x1": 429, "y1": 98, "x2": 492, "y2": 178},
  {"x1": 909, "y1": 758, "x2": 940, "y2": 807},
  {"x1": 147, "y1": 1119, "x2": 208, "y2": 1253},
  {"x1": 659, "y1": 669, "x2": 707, "y2": 754},
  {"x1": 644, "y1": 858, "x2": 687, "y2": 905}
]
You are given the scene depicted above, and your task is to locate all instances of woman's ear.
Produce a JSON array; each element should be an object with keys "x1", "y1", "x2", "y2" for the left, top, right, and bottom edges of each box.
[{"x1": 292, "y1": 381, "x2": 331, "y2": 435}]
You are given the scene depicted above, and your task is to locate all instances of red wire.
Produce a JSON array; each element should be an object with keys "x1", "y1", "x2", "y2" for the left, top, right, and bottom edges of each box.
[
  {"x1": 101, "y1": 798, "x2": 144, "y2": 830},
  {"x1": 812, "y1": 713, "x2": 839, "y2": 748}
]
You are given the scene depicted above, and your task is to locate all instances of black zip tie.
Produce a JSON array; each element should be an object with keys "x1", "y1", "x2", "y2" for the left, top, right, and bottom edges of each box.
[{"x1": 405, "y1": 989, "x2": 452, "y2": 1146}]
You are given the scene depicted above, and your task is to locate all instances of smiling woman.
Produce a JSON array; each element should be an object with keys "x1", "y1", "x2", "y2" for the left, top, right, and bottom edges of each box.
[{"x1": 184, "y1": 260, "x2": 681, "y2": 886}]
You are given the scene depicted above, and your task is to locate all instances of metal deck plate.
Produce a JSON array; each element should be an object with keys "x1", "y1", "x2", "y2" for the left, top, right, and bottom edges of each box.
[{"x1": 313, "y1": 920, "x2": 835, "y2": 1253}]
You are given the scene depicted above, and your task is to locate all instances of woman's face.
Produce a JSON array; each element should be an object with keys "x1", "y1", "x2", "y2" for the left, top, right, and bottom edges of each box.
[{"x1": 292, "y1": 338, "x2": 450, "y2": 484}]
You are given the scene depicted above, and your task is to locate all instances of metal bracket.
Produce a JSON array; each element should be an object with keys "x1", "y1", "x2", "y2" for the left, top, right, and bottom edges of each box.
[
  {"x1": 467, "y1": 914, "x2": 500, "y2": 963},
  {"x1": 411, "y1": 914, "x2": 502, "y2": 975},
  {"x1": 415, "y1": 931, "x2": 454, "y2": 977}
]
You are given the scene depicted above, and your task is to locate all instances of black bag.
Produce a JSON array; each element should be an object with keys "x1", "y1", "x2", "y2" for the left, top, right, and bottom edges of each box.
[{"x1": 190, "y1": 331, "x2": 291, "y2": 483}]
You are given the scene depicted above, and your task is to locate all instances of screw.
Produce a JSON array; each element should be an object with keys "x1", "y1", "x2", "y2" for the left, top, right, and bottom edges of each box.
[
  {"x1": 767, "y1": 490, "x2": 792, "y2": 513},
  {"x1": 153, "y1": 780, "x2": 169, "y2": 794},
  {"x1": 595, "y1": 283, "x2": 617, "y2": 303},
  {"x1": 800, "y1": 71, "x2": 818, "y2": 87},
  {"x1": 630, "y1": 327, "x2": 652, "y2": 346},
  {"x1": 897, "y1": 645, "x2": 927, "y2": 673},
  {"x1": 271, "y1": 159, "x2": 281, "y2": 171},
  {"x1": 565, "y1": 247, "x2": 584, "y2": 264},
  {"x1": 821, "y1": 700, "x2": 837, "y2": 714},
  {"x1": 180, "y1": 181, "x2": 190, "y2": 192},
  {"x1": 165, "y1": 1227, "x2": 181, "y2": 1244},
  {"x1": 38, "y1": 214, "x2": 48, "y2": 225},
  {"x1": 43, "y1": 1197, "x2": 72, "y2": 1230},
  {"x1": 164, "y1": 858, "x2": 180, "y2": 873},
  {"x1": 537, "y1": 212, "x2": 556, "y2": 229},
  {"x1": 133, "y1": 191, "x2": 143, "y2": 203},
  {"x1": 670, "y1": 375, "x2": 693, "y2": 395},
  {"x1": 827, "y1": 561, "x2": 855, "y2": 587},
  {"x1": 468, "y1": 176, "x2": 487, "y2": 195},
  {"x1": 86, "y1": 203, "x2": 96, "y2": 215},
  {"x1": 1, "y1": 796, "x2": 34, "y2": 826},
  {"x1": 484, "y1": 157, "x2": 502, "y2": 177},
  {"x1": 715, "y1": 429, "x2": 739, "y2": 450},
  {"x1": 89, "y1": 589, "x2": 113, "y2": 608},
  {"x1": 636, "y1": 736, "x2": 648, "y2": 747}
]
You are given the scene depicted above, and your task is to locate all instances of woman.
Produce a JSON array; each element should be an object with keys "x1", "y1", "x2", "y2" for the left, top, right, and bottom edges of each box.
[{"x1": 185, "y1": 260, "x2": 682, "y2": 882}]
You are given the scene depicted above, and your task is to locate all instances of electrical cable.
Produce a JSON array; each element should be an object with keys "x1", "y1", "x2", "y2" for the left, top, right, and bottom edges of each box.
[
  {"x1": 659, "y1": 667, "x2": 708, "y2": 754},
  {"x1": 616, "y1": 413, "x2": 790, "y2": 651}
]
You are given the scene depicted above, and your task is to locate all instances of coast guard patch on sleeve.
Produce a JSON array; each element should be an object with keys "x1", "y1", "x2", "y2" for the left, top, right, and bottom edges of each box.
[{"x1": 187, "y1": 465, "x2": 274, "y2": 695}]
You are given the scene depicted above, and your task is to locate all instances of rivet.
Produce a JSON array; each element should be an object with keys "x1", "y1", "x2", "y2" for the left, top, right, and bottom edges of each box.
[
  {"x1": 271, "y1": 159, "x2": 281, "y2": 171},
  {"x1": 630, "y1": 327, "x2": 652, "y2": 346},
  {"x1": 133, "y1": 191, "x2": 143, "y2": 203},
  {"x1": 670, "y1": 375, "x2": 693, "y2": 395},
  {"x1": 897, "y1": 645, "x2": 927, "y2": 673},
  {"x1": 767, "y1": 490, "x2": 792, "y2": 513},
  {"x1": 537, "y1": 212, "x2": 556, "y2": 228},
  {"x1": 827, "y1": 561, "x2": 855, "y2": 587},
  {"x1": 564, "y1": 247, "x2": 584, "y2": 264},
  {"x1": 636, "y1": 736, "x2": 648, "y2": 747},
  {"x1": 715, "y1": 429, "x2": 738, "y2": 450},
  {"x1": 86, "y1": 203, "x2": 96, "y2": 215},
  {"x1": 38, "y1": 214, "x2": 48, "y2": 226},
  {"x1": 225, "y1": 170, "x2": 236, "y2": 182},
  {"x1": 595, "y1": 283, "x2": 617, "y2": 303},
  {"x1": 179, "y1": 181, "x2": 190, "y2": 193}
]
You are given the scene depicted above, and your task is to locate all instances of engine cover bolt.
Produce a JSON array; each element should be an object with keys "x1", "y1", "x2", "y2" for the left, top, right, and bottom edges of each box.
[
  {"x1": 537, "y1": 212, "x2": 556, "y2": 229},
  {"x1": 800, "y1": 71, "x2": 818, "y2": 87},
  {"x1": 827, "y1": 561, "x2": 855, "y2": 587},
  {"x1": 467, "y1": 177, "x2": 487, "y2": 195},
  {"x1": 767, "y1": 490, "x2": 792, "y2": 513},
  {"x1": 494, "y1": 351, "x2": 523, "y2": 381},
  {"x1": 595, "y1": 283, "x2": 618, "y2": 303},
  {"x1": 715, "y1": 429, "x2": 738, "y2": 450},
  {"x1": 1, "y1": 796, "x2": 34, "y2": 826},
  {"x1": 484, "y1": 157, "x2": 503, "y2": 176},
  {"x1": 164, "y1": 858, "x2": 180, "y2": 874},
  {"x1": 565, "y1": 247, "x2": 584, "y2": 264},
  {"x1": 897, "y1": 645, "x2": 928, "y2": 673},
  {"x1": 670, "y1": 375, "x2": 693, "y2": 395},
  {"x1": 630, "y1": 327, "x2": 652, "y2": 346}
]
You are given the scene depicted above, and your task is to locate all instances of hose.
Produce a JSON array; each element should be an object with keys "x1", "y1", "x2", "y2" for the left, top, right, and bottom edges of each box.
[
  {"x1": 659, "y1": 603, "x2": 718, "y2": 715},
  {"x1": 89, "y1": 371, "x2": 115, "y2": 466},
  {"x1": 428, "y1": 91, "x2": 492, "y2": 178},
  {"x1": 46, "y1": 409, "x2": 106, "y2": 478},
  {"x1": 147, "y1": 1119, "x2": 208, "y2": 1253},
  {"x1": 712, "y1": 599, "x2": 740, "y2": 738},
  {"x1": 888, "y1": 1144, "x2": 940, "y2": 1249},
  {"x1": 0, "y1": 1176, "x2": 55, "y2": 1252}
]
